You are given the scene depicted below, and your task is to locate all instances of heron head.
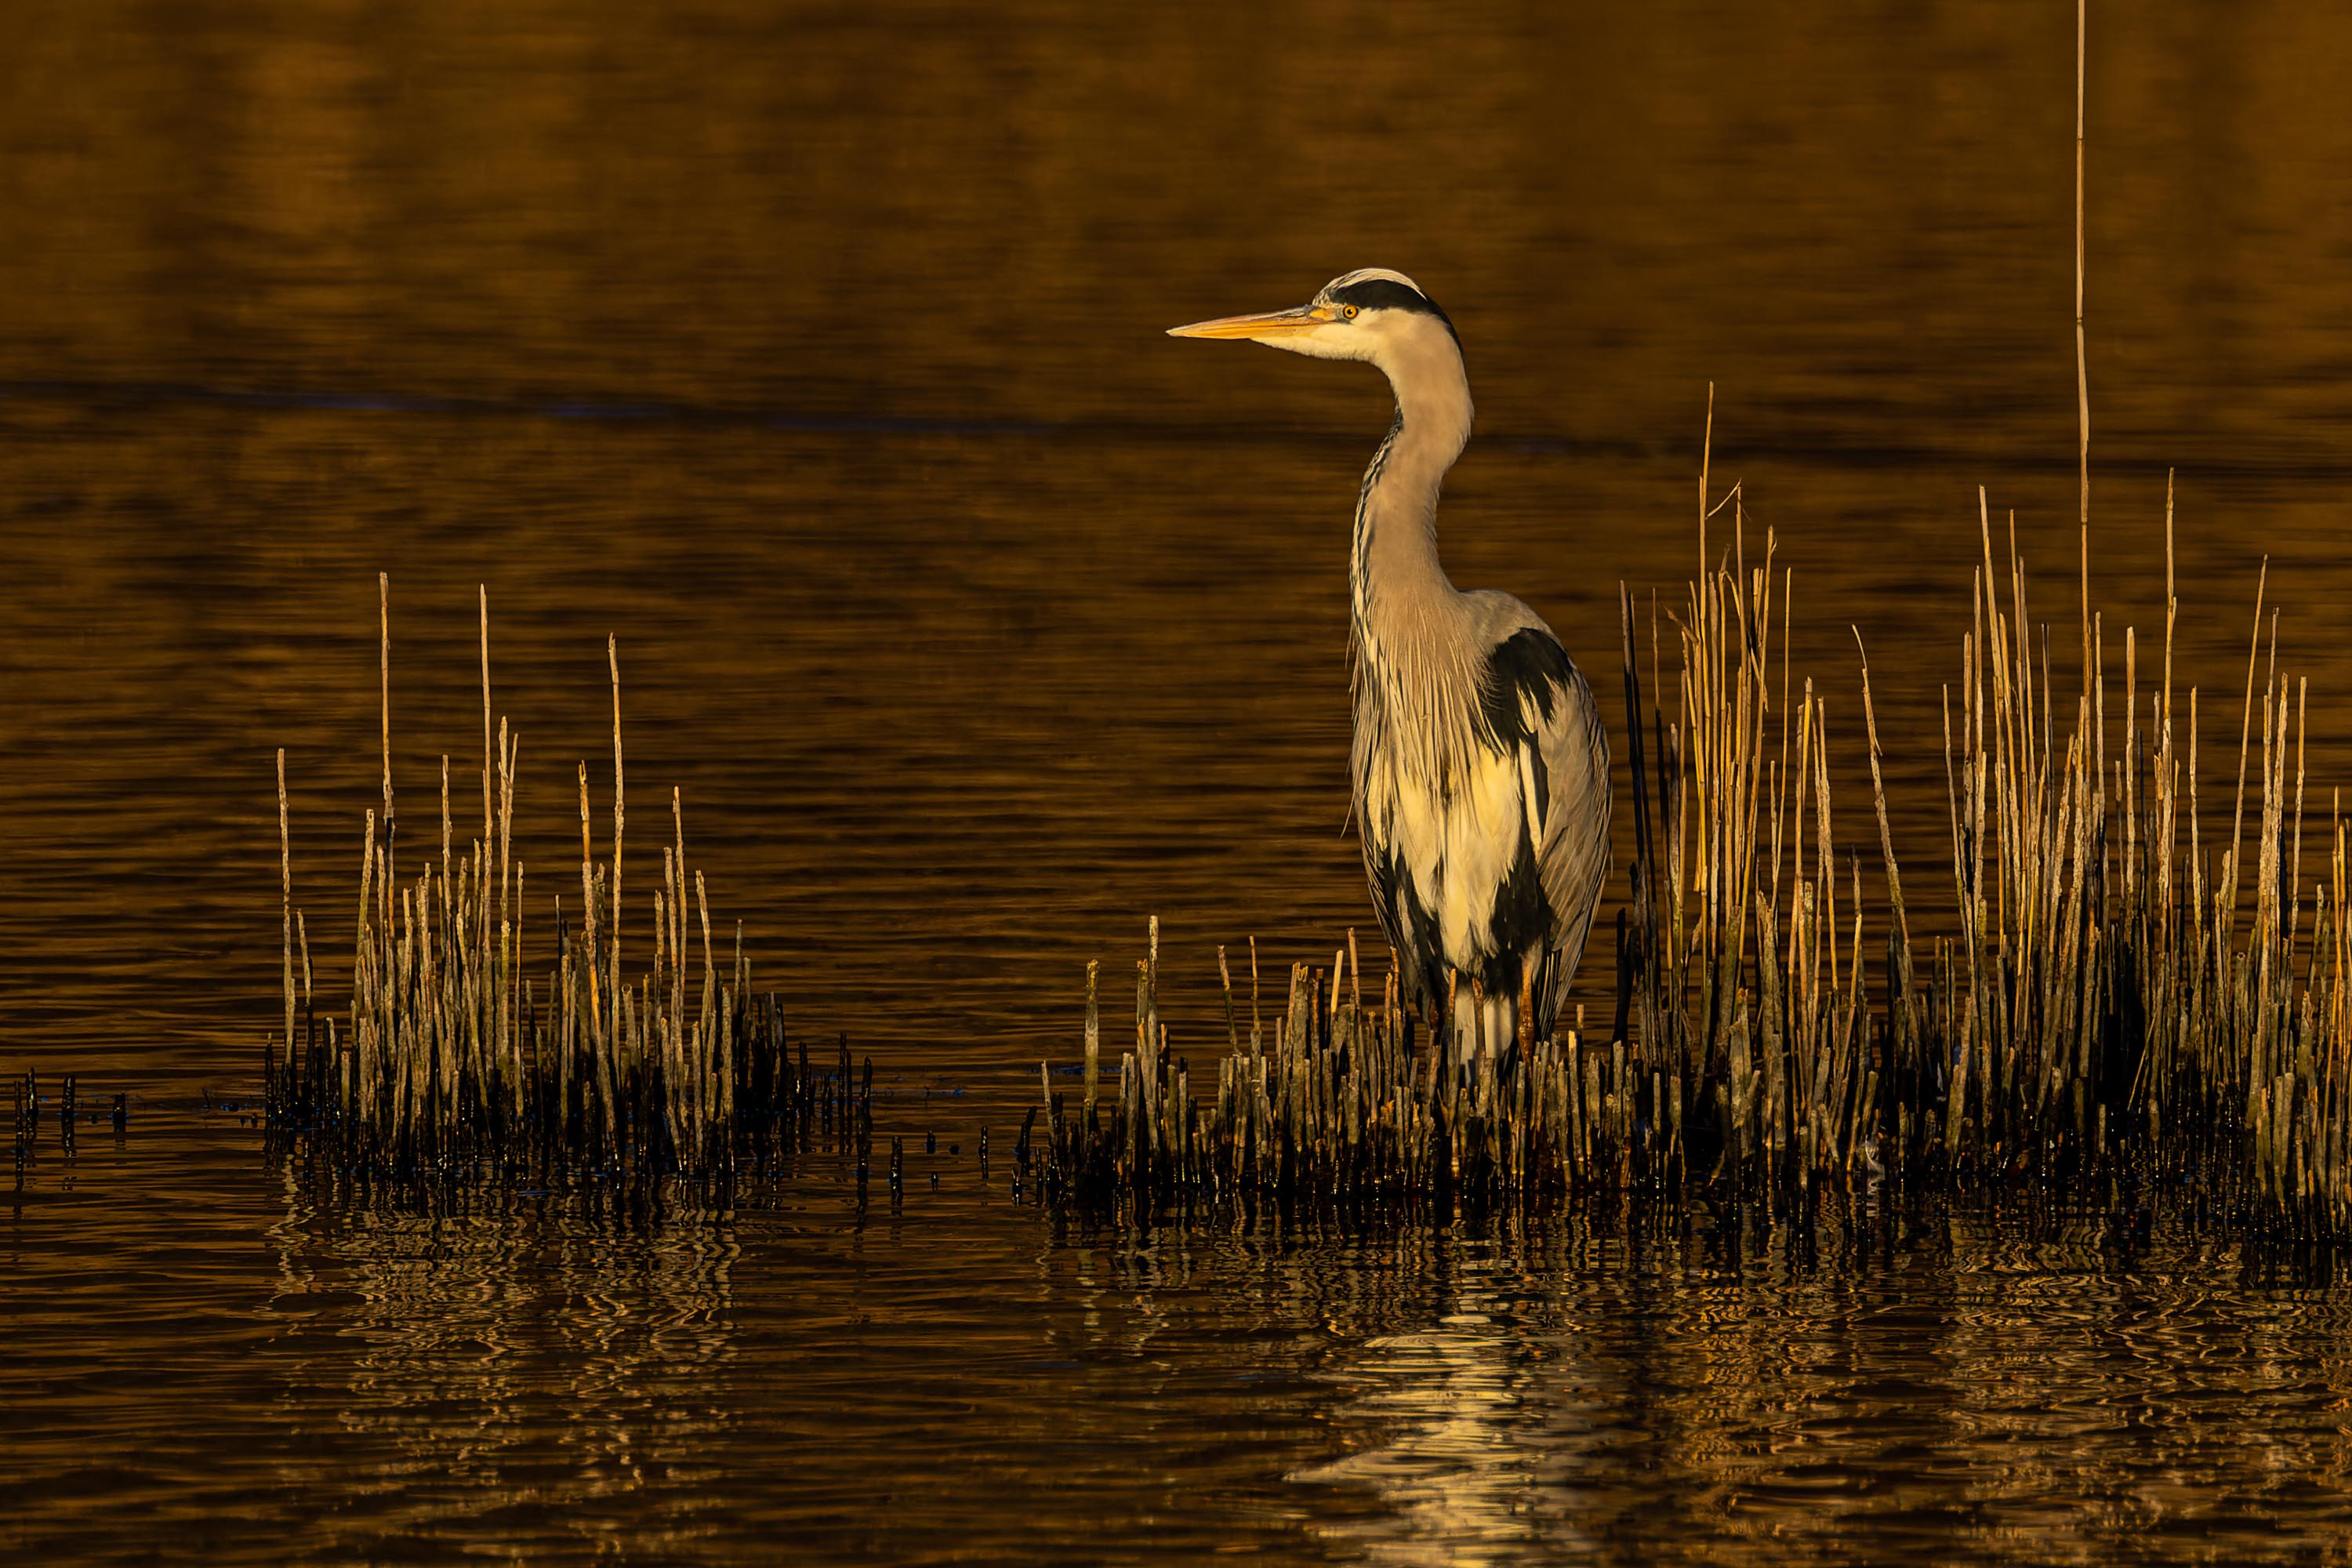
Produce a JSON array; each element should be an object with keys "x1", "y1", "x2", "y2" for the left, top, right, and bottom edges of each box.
[{"x1": 1167, "y1": 267, "x2": 1460, "y2": 367}]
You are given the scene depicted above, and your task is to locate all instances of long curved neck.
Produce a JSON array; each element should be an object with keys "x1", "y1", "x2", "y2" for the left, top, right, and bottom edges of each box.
[{"x1": 1352, "y1": 327, "x2": 1474, "y2": 688}]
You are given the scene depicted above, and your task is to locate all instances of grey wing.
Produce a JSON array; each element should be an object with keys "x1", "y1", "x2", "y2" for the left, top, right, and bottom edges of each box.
[
  {"x1": 1477, "y1": 620, "x2": 1613, "y2": 1025},
  {"x1": 1533, "y1": 656, "x2": 1612, "y2": 1010}
]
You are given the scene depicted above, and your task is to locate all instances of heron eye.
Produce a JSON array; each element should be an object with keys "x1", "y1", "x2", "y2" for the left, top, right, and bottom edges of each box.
[{"x1": 1342, "y1": 305, "x2": 1359, "y2": 319}]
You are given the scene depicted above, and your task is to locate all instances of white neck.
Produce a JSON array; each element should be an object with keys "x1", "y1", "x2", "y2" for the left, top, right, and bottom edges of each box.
[
  {"x1": 1352, "y1": 317, "x2": 1474, "y2": 677},
  {"x1": 1348, "y1": 317, "x2": 1483, "y2": 790}
]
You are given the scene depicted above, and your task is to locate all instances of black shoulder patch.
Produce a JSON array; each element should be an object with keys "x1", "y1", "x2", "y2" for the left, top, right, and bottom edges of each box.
[
  {"x1": 1328, "y1": 278, "x2": 1461, "y2": 347},
  {"x1": 1478, "y1": 627, "x2": 1573, "y2": 750}
]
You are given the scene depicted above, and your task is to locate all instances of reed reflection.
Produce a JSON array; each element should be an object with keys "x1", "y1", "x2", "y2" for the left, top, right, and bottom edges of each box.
[
  {"x1": 1154, "y1": 1207, "x2": 2352, "y2": 1563},
  {"x1": 266, "y1": 1167, "x2": 739, "y2": 1555}
]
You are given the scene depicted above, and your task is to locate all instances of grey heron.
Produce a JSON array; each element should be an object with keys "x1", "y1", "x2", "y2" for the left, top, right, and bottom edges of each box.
[{"x1": 1170, "y1": 268, "x2": 1611, "y2": 1053}]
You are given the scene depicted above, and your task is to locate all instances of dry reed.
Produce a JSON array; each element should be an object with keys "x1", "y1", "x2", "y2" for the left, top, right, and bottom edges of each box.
[{"x1": 264, "y1": 579, "x2": 862, "y2": 1189}]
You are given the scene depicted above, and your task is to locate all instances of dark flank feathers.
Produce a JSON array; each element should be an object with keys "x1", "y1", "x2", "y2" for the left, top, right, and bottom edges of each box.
[
  {"x1": 1476, "y1": 627, "x2": 1578, "y2": 1007},
  {"x1": 1478, "y1": 831, "x2": 1556, "y2": 1004},
  {"x1": 1366, "y1": 837, "x2": 1449, "y2": 1014}
]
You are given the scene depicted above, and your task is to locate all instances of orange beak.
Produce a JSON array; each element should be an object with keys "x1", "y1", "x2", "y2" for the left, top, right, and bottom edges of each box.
[{"x1": 1166, "y1": 303, "x2": 1334, "y2": 341}]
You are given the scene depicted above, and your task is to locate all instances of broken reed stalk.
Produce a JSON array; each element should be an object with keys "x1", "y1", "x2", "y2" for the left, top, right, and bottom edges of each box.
[
  {"x1": 1035, "y1": 485, "x2": 2352, "y2": 1237},
  {"x1": 265, "y1": 583, "x2": 864, "y2": 1190}
]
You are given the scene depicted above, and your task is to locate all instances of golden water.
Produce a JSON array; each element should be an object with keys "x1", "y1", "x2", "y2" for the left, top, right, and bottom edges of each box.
[{"x1": 8, "y1": 2, "x2": 2352, "y2": 1559}]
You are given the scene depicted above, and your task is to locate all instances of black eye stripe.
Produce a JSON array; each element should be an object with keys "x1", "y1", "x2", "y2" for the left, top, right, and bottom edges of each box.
[
  {"x1": 1329, "y1": 279, "x2": 1426, "y2": 311},
  {"x1": 1327, "y1": 278, "x2": 1460, "y2": 347}
]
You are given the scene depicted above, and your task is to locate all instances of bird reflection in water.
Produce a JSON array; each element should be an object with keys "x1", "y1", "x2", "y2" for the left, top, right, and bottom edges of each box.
[{"x1": 1286, "y1": 1233, "x2": 1608, "y2": 1566}]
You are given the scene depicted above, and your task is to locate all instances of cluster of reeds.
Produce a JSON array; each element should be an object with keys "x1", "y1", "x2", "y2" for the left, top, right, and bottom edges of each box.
[
  {"x1": 265, "y1": 579, "x2": 867, "y2": 1189},
  {"x1": 1919, "y1": 488, "x2": 2344, "y2": 1230},
  {"x1": 1034, "y1": 485, "x2": 2352, "y2": 1237},
  {"x1": 1013, "y1": 920, "x2": 1664, "y2": 1218},
  {"x1": 1617, "y1": 514, "x2": 1890, "y2": 1201},
  {"x1": 1581, "y1": 489, "x2": 2029, "y2": 1210},
  {"x1": 1646, "y1": 481, "x2": 2352, "y2": 1241}
]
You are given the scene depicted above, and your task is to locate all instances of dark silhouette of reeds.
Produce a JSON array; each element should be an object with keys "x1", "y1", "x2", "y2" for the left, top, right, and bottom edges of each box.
[{"x1": 265, "y1": 579, "x2": 868, "y2": 1189}]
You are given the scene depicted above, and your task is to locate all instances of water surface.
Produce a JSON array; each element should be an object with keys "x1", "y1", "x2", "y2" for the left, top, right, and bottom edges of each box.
[{"x1": 7, "y1": 1, "x2": 2352, "y2": 1559}]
